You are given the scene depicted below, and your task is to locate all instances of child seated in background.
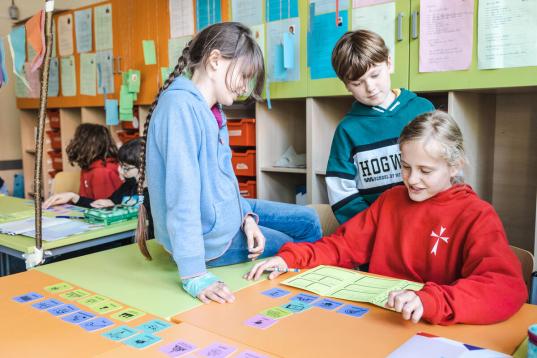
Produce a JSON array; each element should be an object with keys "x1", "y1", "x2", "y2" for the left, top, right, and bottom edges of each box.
[
  {"x1": 44, "y1": 138, "x2": 153, "y2": 237},
  {"x1": 66, "y1": 123, "x2": 123, "y2": 200},
  {"x1": 247, "y1": 110, "x2": 527, "y2": 326}
]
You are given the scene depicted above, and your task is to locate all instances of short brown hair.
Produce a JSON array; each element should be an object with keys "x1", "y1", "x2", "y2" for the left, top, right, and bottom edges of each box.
[{"x1": 331, "y1": 29, "x2": 389, "y2": 83}]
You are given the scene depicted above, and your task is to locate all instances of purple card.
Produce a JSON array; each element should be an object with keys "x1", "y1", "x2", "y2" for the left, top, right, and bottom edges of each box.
[
  {"x1": 290, "y1": 292, "x2": 318, "y2": 304},
  {"x1": 159, "y1": 340, "x2": 197, "y2": 357},
  {"x1": 313, "y1": 298, "x2": 343, "y2": 310},
  {"x1": 198, "y1": 343, "x2": 236, "y2": 358},
  {"x1": 47, "y1": 304, "x2": 79, "y2": 316},
  {"x1": 31, "y1": 298, "x2": 63, "y2": 310},
  {"x1": 61, "y1": 310, "x2": 95, "y2": 324},
  {"x1": 261, "y1": 288, "x2": 290, "y2": 298},
  {"x1": 236, "y1": 351, "x2": 269, "y2": 358},
  {"x1": 13, "y1": 292, "x2": 43, "y2": 303},
  {"x1": 336, "y1": 304, "x2": 369, "y2": 318},
  {"x1": 244, "y1": 314, "x2": 278, "y2": 330},
  {"x1": 80, "y1": 317, "x2": 115, "y2": 331}
]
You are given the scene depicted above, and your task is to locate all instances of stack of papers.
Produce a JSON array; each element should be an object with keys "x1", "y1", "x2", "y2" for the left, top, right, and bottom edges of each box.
[{"x1": 0, "y1": 217, "x2": 91, "y2": 242}]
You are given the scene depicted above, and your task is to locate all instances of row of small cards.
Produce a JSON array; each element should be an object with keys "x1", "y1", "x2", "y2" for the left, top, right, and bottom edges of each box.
[{"x1": 245, "y1": 287, "x2": 369, "y2": 330}]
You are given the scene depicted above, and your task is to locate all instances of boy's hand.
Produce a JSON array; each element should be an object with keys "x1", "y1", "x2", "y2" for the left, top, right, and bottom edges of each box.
[
  {"x1": 43, "y1": 192, "x2": 79, "y2": 209},
  {"x1": 386, "y1": 289, "x2": 423, "y2": 323},
  {"x1": 198, "y1": 281, "x2": 235, "y2": 304},
  {"x1": 244, "y1": 256, "x2": 288, "y2": 281},
  {"x1": 243, "y1": 216, "x2": 265, "y2": 260},
  {"x1": 90, "y1": 199, "x2": 115, "y2": 208}
]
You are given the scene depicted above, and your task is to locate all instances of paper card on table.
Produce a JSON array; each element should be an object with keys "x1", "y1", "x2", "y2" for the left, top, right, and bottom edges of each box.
[
  {"x1": 96, "y1": 50, "x2": 114, "y2": 94},
  {"x1": 80, "y1": 52, "x2": 97, "y2": 96},
  {"x1": 105, "y1": 99, "x2": 119, "y2": 125},
  {"x1": 48, "y1": 57, "x2": 59, "y2": 96},
  {"x1": 169, "y1": 0, "x2": 195, "y2": 38},
  {"x1": 352, "y1": 2, "x2": 395, "y2": 70},
  {"x1": 281, "y1": 301, "x2": 310, "y2": 313},
  {"x1": 123, "y1": 333, "x2": 161, "y2": 349},
  {"x1": 160, "y1": 340, "x2": 197, "y2": 357},
  {"x1": 266, "y1": 0, "x2": 298, "y2": 22},
  {"x1": 419, "y1": 0, "x2": 474, "y2": 73},
  {"x1": 168, "y1": 36, "x2": 192, "y2": 67},
  {"x1": 236, "y1": 351, "x2": 270, "y2": 358},
  {"x1": 142, "y1": 40, "x2": 157, "y2": 65},
  {"x1": 136, "y1": 319, "x2": 172, "y2": 334},
  {"x1": 60, "y1": 55, "x2": 77, "y2": 96},
  {"x1": 261, "y1": 287, "x2": 291, "y2": 298},
  {"x1": 57, "y1": 14, "x2": 74, "y2": 57},
  {"x1": 94, "y1": 4, "x2": 113, "y2": 51},
  {"x1": 282, "y1": 32, "x2": 294, "y2": 69},
  {"x1": 267, "y1": 18, "x2": 300, "y2": 82},
  {"x1": 290, "y1": 292, "x2": 318, "y2": 304},
  {"x1": 198, "y1": 342, "x2": 236, "y2": 358},
  {"x1": 102, "y1": 326, "x2": 138, "y2": 341},
  {"x1": 91, "y1": 300, "x2": 123, "y2": 314},
  {"x1": 196, "y1": 0, "x2": 222, "y2": 31},
  {"x1": 313, "y1": 298, "x2": 343, "y2": 310},
  {"x1": 250, "y1": 24, "x2": 265, "y2": 58},
  {"x1": 60, "y1": 289, "x2": 91, "y2": 300},
  {"x1": 74, "y1": 9, "x2": 92, "y2": 53},
  {"x1": 111, "y1": 308, "x2": 146, "y2": 322},
  {"x1": 478, "y1": 0, "x2": 537, "y2": 69},
  {"x1": 32, "y1": 298, "x2": 64, "y2": 310},
  {"x1": 77, "y1": 294, "x2": 108, "y2": 307},
  {"x1": 45, "y1": 282, "x2": 73, "y2": 293},
  {"x1": 336, "y1": 304, "x2": 369, "y2": 318},
  {"x1": 244, "y1": 314, "x2": 278, "y2": 329},
  {"x1": 47, "y1": 304, "x2": 79, "y2": 316},
  {"x1": 80, "y1": 317, "x2": 115, "y2": 332},
  {"x1": 232, "y1": 0, "x2": 262, "y2": 26},
  {"x1": 387, "y1": 332, "x2": 511, "y2": 358},
  {"x1": 13, "y1": 292, "x2": 43, "y2": 303},
  {"x1": 61, "y1": 310, "x2": 95, "y2": 324},
  {"x1": 260, "y1": 306, "x2": 293, "y2": 319}
]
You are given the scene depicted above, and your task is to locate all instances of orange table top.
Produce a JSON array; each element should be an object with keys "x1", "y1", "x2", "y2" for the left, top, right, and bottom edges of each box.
[{"x1": 172, "y1": 273, "x2": 537, "y2": 358}]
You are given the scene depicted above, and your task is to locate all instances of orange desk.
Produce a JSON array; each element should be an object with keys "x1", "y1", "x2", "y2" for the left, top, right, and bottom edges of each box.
[{"x1": 172, "y1": 273, "x2": 537, "y2": 358}]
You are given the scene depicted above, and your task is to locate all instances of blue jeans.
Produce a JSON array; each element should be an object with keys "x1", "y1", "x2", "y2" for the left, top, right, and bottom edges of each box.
[{"x1": 206, "y1": 199, "x2": 322, "y2": 267}]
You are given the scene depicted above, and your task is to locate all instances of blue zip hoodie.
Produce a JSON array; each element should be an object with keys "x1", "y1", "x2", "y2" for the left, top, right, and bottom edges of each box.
[{"x1": 146, "y1": 77, "x2": 251, "y2": 279}]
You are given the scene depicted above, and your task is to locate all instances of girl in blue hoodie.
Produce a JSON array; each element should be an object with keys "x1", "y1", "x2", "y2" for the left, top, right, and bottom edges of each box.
[{"x1": 135, "y1": 22, "x2": 321, "y2": 304}]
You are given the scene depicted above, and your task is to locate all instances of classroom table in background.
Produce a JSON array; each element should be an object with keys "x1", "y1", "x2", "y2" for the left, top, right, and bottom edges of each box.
[
  {"x1": 38, "y1": 240, "x2": 261, "y2": 319},
  {"x1": 0, "y1": 195, "x2": 136, "y2": 275},
  {"x1": 172, "y1": 273, "x2": 537, "y2": 358}
]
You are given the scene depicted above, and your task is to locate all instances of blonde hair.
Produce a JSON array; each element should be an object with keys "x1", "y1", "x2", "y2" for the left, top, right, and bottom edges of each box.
[{"x1": 399, "y1": 110, "x2": 468, "y2": 183}]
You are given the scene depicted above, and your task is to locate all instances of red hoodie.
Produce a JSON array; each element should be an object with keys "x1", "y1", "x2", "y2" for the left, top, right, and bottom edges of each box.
[
  {"x1": 278, "y1": 185, "x2": 527, "y2": 325},
  {"x1": 78, "y1": 158, "x2": 123, "y2": 200}
]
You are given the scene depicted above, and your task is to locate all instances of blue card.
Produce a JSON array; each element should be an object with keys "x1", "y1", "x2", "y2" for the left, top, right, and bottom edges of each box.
[
  {"x1": 80, "y1": 317, "x2": 115, "y2": 332},
  {"x1": 281, "y1": 301, "x2": 310, "y2": 313},
  {"x1": 290, "y1": 293, "x2": 319, "y2": 304},
  {"x1": 337, "y1": 304, "x2": 369, "y2": 318},
  {"x1": 31, "y1": 298, "x2": 63, "y2": 310},
  {"x1": 102, "y1": 326, "x2": 138, "y2": 341},
  {"x1": 123, "y1": 333, "x2": 161, "y2": 349},
  {"x1": 61, "y1": 311, "x2": 95, "y2": 324},
  {"x1": 136, "y1": 319, "x2": 172, "y2": 334},
  {"x1": 47, "y1": 304, "x2": 79, "y2": 316},
  {"x1": 261, "y1": 288, "x2": 291, "y2": 298},
  {"x1": 313, "y1": 298, "x2": 343, "y2": 310},
  {"x1": 13, "y1": 292, "x2": 43, "y2": 303}
]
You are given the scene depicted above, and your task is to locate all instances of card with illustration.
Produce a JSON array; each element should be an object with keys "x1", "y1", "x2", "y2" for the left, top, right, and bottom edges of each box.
[
  {"x1": 31, "y1": 298, "x2": 64, "y2": 310},
  {"x1": 290, "y1": 292, "x2": 318, "y2": 304},
  {"x1": 77, "y1": 294, "x2": 108, "y2": 307},
  {"x1": 281, "y1": 301, "x2": 310, "y2": 313},
  {"x1": 79, "y1": 317, "x2": 115, "y2": 332},
  {"x1": 261, "y1": 287, "x2": 290, "y2": 298},
  {"x1": 244, "y1": 314, "x2": 278, "y2": 330},
  {"x1": 44, "y1": 282, "x2": 74, "y2": 293},
  {"x1": 336, "y1": 304, "x2": 369, "y2": 318},
  {"x1": 123, "y1": 333, "x2": 161, "y2": 349},
  {"x1": 159, "y1": 340, "x2": 197, "y2": 357},
  {"x1": 102, "y1": 326, "x2": 138, "y2": 341},
  {"x1": 136, "y1": 319, "x2": 172, "y2": 334},
  {"x1": 61, "y1": 310, "x2": 95, "y2": 324},
  {"x1": 60, "y1": 289, "x2": 91, "y2": 300},
  {"x1": 91, "y1": 300, "x2": 122, "y2": 314},
  {"x1": 47, "y1": 304, "x2": 79, "y2": 316},
  {"x1": 13, "y1": 292, "x2": 43, "y2": 303},
  {"x1": 111, "y1": 308, "x2": 146, "y2": 322},
  {"x1": 260, "y1": 307, "x2": 293, "y2": 319},
  {"x1": 313, "y1": 298, "x2": 343, "y2": 311},
  {"x1": 236, "y1": 351, "x2": 270, "y2": 358},
  {"x1": 198, "y1": 342, "x2": 236, "y2": 358}
]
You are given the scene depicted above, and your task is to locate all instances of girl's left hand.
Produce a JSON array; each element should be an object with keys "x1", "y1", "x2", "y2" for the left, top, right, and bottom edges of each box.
[
  {"x1": 243, "y1": 215, "x2": 265, "y2": 260},
  {"x1": 386, "y1": 290, "x2": 424, "y2": 323},
  {"x1": 90, "y1": 199, "x2": 115, "y2": 208}
]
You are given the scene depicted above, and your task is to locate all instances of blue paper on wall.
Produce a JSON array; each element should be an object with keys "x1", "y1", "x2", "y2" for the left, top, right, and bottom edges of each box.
[
  {"x1": 308, "y1": 10, "x2": 348, "y2": 80},
  {"x1": 48, "y1": 57, "x2": 59, "y2": 96},
  {"x1": 74, "y1": 9, "x2": 93, "y2": 53},
  {"x1": 282, "y1": 32, "x2": 295, "y2": 69},
  {"x1": 0, "y1": 39, "x2": 8, "y2": 86},
  {"x1": 8, "y1": 26, "x2": 27, "y2": 82},
  {"x1": 266, "y1": 0, "x2": 298, "y2": 22},
  {"x1": 267, "y1": 17, "x2": 300, "y2": 82},
  {"x1": 196, "y1": 0, "x2": 221, "y2": 31},
  {"x1": 105, "y1": 99, "x2": 119, "y2": 125},
  {"x1": 273, "y1": 44, "x2": 287, "y2": 80}
]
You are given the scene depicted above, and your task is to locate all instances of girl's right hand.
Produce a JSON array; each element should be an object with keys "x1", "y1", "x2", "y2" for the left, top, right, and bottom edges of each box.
[
  {"x1": 43, "y1": 192, "x2": 79, "y2": 209},
  {"x1": 244, "y1": 256, "x2": 288, "y2": 281},
  {"x1": 198, "y1": 281, "x2": 235, "y2": 304}
]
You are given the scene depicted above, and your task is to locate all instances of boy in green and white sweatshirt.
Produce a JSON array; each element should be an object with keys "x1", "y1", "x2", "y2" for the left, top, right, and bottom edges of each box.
[{"x1": 327, "y1": 30, "x2": 434, "y2": 224}]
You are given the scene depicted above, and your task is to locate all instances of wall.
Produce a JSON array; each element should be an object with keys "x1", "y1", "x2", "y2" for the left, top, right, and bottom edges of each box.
[{"x1": 0, "y1": 0, "x2": 103, "y2": 193}]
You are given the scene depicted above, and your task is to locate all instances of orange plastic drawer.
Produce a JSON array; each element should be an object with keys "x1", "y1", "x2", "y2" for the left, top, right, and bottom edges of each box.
[
  {"x1": 48, "y1": 150, "x2": 63, "y2": 170},
  {"x1": 228, "y1": 118, "x2": 256, "y2": 147},
  {"x1": 239, "y1": 180, "x2": 256, "y2": 198},
  {"x1": 46, "y1": 130, "x2": 62, "y2": 150},
  {"x1": 47, "y1": 109, "x2": 60, "y2": 129},
  {"x1": 231, "y1": 149, "x2": 256, "y2": 177}
]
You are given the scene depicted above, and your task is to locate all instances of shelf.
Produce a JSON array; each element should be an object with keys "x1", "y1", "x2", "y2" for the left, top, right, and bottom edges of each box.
[
  {"x1": 26, "y1": 149, "x2": 36, "y2": 155},
  {"x1": 261, "y1": 166, "x2": 307, "y2": 174},
  {"x1": 315, "y1": 169, "x2": 326, "y2": 176}
]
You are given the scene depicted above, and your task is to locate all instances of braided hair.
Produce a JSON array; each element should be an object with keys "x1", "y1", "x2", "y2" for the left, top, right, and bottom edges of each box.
[{"x1": 135, "y1": 22, "x2": 265, "y2": 259}]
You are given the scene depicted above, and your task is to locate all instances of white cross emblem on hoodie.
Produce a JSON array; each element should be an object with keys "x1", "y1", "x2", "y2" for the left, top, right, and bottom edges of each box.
[{"x1": 430, "y1": 226, "x2": 449, "y2": 255}]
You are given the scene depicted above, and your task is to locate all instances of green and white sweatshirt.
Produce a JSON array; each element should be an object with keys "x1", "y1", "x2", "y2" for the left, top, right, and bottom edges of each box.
[{"x1": 326, "y1": 89, "x2": 434, "y2": 224}]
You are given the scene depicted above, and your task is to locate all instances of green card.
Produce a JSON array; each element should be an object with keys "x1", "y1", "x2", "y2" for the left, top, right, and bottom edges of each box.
[
  {"x1": 91, "y1": 300, "x2": 123, "y2": 314},
  {"x1": 260, "y1": 307, "x2": 293, "y2": 319},
  {"x1": 127, "y1": 69, "x2": 141, "y2": 93},
  {"x1": 44, "y1": 282, "x2": 74, "y2": 293},
  {"x1": 111, "y1": 308, "x2": 146, "y2": 322},
  {"x1": 142, "y1": 40, "x2": 157, "y2": 65},
  {"x1": 60, "y1": 289, "x2": 91, "y2": 300},
  {"x1": 77, "y1": 294, "x2": 109, "y2": 307},
  {"x1": 119, "y1": 85, "x2": 134, "y2": 110}
]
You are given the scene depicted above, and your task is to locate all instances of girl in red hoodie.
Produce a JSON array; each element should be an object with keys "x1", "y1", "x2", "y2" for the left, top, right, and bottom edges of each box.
[
  {"x1": 65, "y1": 123, "x2": 123, "y2": 200},
  {"x1": 246, "y1": 110, "x2": 527, "y2": 326}
]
